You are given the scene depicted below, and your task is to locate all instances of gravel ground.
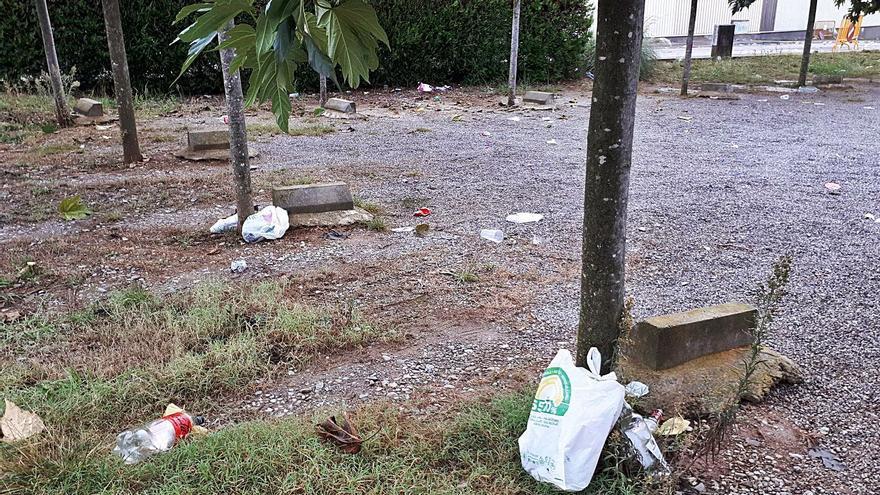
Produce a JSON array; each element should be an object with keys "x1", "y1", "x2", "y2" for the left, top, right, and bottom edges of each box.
[
  {"x1": 236, "y1": 86, "x2": 879, "y2": 494},
  {"x1": 3, "y1": 83, "x2": 878, "y2": 493}
]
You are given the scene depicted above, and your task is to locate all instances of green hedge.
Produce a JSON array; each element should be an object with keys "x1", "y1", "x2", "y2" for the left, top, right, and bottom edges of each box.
[{"x1": 0, "y1": 0, "x2": 592, "y2": 95}]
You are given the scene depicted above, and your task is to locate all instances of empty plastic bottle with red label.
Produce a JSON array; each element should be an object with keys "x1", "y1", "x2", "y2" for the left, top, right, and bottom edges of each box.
[{"x1": 112, "y1": 412, "x2": 205, "y2": 464}]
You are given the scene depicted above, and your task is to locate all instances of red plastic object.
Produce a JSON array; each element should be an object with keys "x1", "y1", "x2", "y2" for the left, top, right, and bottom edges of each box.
[{"x1": 413, "y1": 207, "x2": 432, "y2": 217}]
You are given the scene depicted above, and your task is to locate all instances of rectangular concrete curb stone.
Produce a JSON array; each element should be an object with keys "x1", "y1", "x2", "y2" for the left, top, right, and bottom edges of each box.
[
  {"x1": 522, "y1": 91, "x2": 554, "y2": 105},
  {"x1": 272, "y1": 182, "x2": 355, "y2": 214},
  {"x1": 628, "y1": 302, "x2": 756, "y2": 370},
  {"x1": 187, "y1": 130, "x2": 229, "y2": 152},
  {"x1": 323, "y1": 98, "x2": 356, "y2": 113},
  {"x1": 74, "y1": 98, "x2": 103, "y2": 117}
]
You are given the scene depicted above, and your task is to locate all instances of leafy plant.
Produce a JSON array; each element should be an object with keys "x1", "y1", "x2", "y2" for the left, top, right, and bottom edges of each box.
[
  {"x1": 58, "y1": 196, "x2": 91, "y2": 221},
  {"x1": 174, "y1": 0, "x2": 389, "y2": 131}
]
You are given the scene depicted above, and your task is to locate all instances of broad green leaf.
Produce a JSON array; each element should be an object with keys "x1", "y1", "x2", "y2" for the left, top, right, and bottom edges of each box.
[
  {"x1": 255, "y1": 0, "x2": 297, "y2": 55},
  {"x1": 320, "y1": 0, "x2": 389, "y2": 87},
  {"x1": 58, "y1": 196, "x2": 91, "y2": 221},
  {"x1": 173, "y1": 2, "x2": 212, "y2": 24}
]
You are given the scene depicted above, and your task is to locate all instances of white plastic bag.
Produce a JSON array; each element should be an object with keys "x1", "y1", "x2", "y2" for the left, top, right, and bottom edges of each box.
[
  {"x1": 519, "y1": 348, "x2": 625, "y2": 492},
  {"x1": 241, "y1": 206, "x2": 289, "y2": 243},
  {"x1": 210, "y1": 214, "x2": 238, "y2": 234}
]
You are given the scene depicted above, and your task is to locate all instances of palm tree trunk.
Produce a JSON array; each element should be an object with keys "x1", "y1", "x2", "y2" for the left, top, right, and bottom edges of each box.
[
  {"x1": 33, "y1": 0, "x2": 71, "y2": 127},
  {"x1": 577, "y1": 0, "x2": 646, "y2": 373},
  {"x1": 798, "y1": 0, "x2": 819, "y2": 87},
  {"x1": 681, "y1": 0, "x2": 699, "y2": 96},
  {"x1": 319, "y1": 74, "x2": 328, "y2": 106},
  {"x1": 219, "y1": 20, "x2": 253, "y2": 231},
  {"x1": 101, "y1": 0, "x2": 142, "y2": 163},
  {"x1": 507, "y1": 0, "x2": 522, "y2": 107}
]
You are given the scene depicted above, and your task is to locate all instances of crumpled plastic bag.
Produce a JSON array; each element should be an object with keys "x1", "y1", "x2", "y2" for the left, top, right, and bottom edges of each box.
[
  {"x1": 518, "y1": 348, "x2": 625, "y2": 491},
  {"x1": 242, "y1": 206, "x2": 289, "y2": 243},
  {"x1": 210, "y1": 214, "x2": 238, "y2": 234}
]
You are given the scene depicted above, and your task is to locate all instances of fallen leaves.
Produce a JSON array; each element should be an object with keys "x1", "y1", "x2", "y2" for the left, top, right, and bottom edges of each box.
[
  {"x1": 1, "y1": 400, "x2": 45, "y2": 443},
  {"x1": 316, "y1": 413, "x2": 363, "y2": 454}
]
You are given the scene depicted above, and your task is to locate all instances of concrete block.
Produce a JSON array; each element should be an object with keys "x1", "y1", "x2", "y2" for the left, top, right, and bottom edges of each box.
[
  {"x1": 812, "y1": 74, "x2": 843, "y2": 85},
  {"x1": 323, "y1": 98, "x2": 356, "y2": 113},
  {"x1": 187, "y1": 130, "x2": 229, "y2": 152},
  {"x1": 74, "y1": 98, "x2": 103, "y2": 117},
  {"x1": 699, "y1": 82, "x2": 732, "y2": 93},
  {"x1": 272, "y1": 182, "x2": 354, "y2": 214},
  {"x1": 522, "y1": 91, "x2": 554, "y2": 105},
  {"x1": 628, "y1": 302, "x2": 756, "y2": 370}
]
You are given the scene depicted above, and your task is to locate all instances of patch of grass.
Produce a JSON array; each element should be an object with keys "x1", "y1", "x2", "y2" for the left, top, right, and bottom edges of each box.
[
  {"x1": 651, "y1": 50, "x2": 880, "y2": 85},
  {"x1": 353, "y1": 196, "x2": 382, "y2": 215},
  {"x1": 34, "y1": 143, "x2": 81, "y2": 157},
  {"x1": 247, "y1": 123, "x2": 287, "y2": 136},
  {"x1": 287, "y1": 124, "x2": 336, "y2": 137},
  {"x1": 0, "y1": 281, "x2": 397, "y2": 490},
  {"x1": 0, "y1": 390, "x2": 645, "y2": 495},
  {"x1": 365, "y1": 217, "x2": 387, "y2": 232},
  {"x1": 104, "y1": 210, "x2": 124, "y2": 222},
  {"x1": 454, "y1": 269, "x2": 480, "y2": 283},
  {"x1": 149, "y1": 133, "x2": 178, "y2": 143}
]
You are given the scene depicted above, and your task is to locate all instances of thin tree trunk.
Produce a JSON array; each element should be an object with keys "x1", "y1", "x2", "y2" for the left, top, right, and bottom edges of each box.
[
  {"x1": 681, "y1": 0, "x2": 699, "y2": 96},
  {"x1": 798, "y1": 0, "x2": 818, "y2": 87},
  {"x1": 101, "y1": 0, "x2": 142, "y2": 163},
  {"x1": 319, "y1": 74, "x2": 328, "y2": 106},
  {"x1": 219, "y1": 20, "x2": 253, "y2": 232},
  {"x1": 33, "y1": 0, "x2": 71, "y2": 127},
  {"x1": 507, "y1": 0, "x2": 522, "y2": 107},
  {"x1": 577, "y1": 0, "x2": 646, "y2": 374}
]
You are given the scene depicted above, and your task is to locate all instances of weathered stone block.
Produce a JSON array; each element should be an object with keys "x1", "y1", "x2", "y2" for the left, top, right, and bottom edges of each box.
[
  {"x1": 628, "y1": 302, "x2": 756, "y2": 370},
  {"x1": 812, "y1": 74, "x2": 843, "y2": 85},
  {"x1": 323, "y1": 98, "x2": 356, "y2": 113},
  {"x1": 187, "y1": 130, "x2": 229, "y2": 152},
  {"x1": 74, "y1": 98, "x2": 103, "y2": 117},
  {"x1": 522, "y1": 91, "x2": 554, "y2": 105},
  {"x1": 272, "y1": 182, "x2": 354, "y2": 214},
  {"x1": 699, "y1": 82, "x2": 732, "y2": 93}
]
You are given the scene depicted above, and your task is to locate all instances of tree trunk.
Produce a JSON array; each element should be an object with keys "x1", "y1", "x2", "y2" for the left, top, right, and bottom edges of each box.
[
  {"x1": 798, "y1": 0, "x2": 818, "y2": 87},
  {"x1": 101, "y1": 0, "x2": 142, "y2": 163},
  {"x1": 319, "y1": 74, "x2": 328, "y2": 106},
  {"x1": 219, "y1": 20, "x2": 253, "y2": 231},
  {"x1": 507, "y1": 0, "x2": 522, "y2": 107},
  {"x1": 680, "y1": 0, "x2": 699, "y2": 96},
  {"x1": 33, "y1": 0, "x2": 71, "y2": 127},
  {"x1": 577, "y1": 0, "x2": 646, "y2": 374}
]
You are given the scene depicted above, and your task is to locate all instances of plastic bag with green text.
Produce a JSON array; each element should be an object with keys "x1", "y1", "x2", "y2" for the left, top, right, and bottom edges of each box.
[{"x1": 518, "y1": 348, "x2": 625, "y2": 491}]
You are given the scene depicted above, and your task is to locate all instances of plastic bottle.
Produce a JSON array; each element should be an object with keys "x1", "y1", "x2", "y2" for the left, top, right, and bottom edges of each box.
[{"x1": 112, "y1": 412, "x2": 204, "y2": 464}]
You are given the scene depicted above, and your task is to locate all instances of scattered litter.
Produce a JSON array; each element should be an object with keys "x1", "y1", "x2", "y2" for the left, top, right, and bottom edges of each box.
[
  {"x1": 95, "y1": 124, "x2": 115, "y2": 131},
  {"x1": 222, "y1": 115, "x2": 229, "y2": 124},
  {"x1": 824, "y1": 182, "x2": 841, "y2": 194},
  {"x1": 413, "y1": 207, "x2": 432, "y2": 217},
  {"x1": 624, "y1": 381, "x2": 649, "y2": 398},
  {"x1": 506, "y1": 212, "x2": 544, "y2": 224},
  {"x1": 1, "y1": 399, "x2": 45, "y2": 443},
  {"x1": 451, "y1": 115, "x2": 463, "y2": 122},
  {"x1": 865, "y1": 106, "x2": 875, "y2": 110},
  {"x1": 417, "y1": 83, "x2": 450, "y2": 94},
  {"x1": 622, "y1": 406, "x2": 669, "y2": 473},
  {"x1": 324, "y1": 229, "x2": 349, "y2": 241},
  {"x1": 797, "y1": 86, "x2": 819, "y2": 93},
  {"x1": 210, "y1": 214, "x2": 238, "y2": 234},
  {"x1": 113, "y1": 405, "x2": 204, "y2": 464},
  {"x1": 546, "y1": 139, "x2": 558, "y2": 145},
  {"x1": 230, "y1": 259, "x2": 248, "y2": 273},
  {"x1": 242, "y1": 205, "x2": 289, "y2": 243},
  {"x1": 656, "y1": 416, "x2": 691, "y2": 436},
  {"x1": 316, "y1": 413, "x2": 363, "y2": 454},
  {"x1": 757, "y1": 98, "x2": 768, "y2": 102},
  {"x1": 391, "y1": 226, "x2": 415, "y2": 233},
  {"x1": 814, "y1": 102, "x2": 825, "y2": 106},
  {"x1": 808, "y1": 447, "x2": 845, "y2": 472},
  {"x1": 531, "y1": 235, "x2": 544, "y2": 245},
  {"x1": 415, "y1": 223, "x2": 430, "y2": 236},
  {"x1": 481, "y1": 131, "x2": 491, "y2": 137},
  {"x1": 780, "y1": 95, "x2": 790, "y2": 100},
  {"x1": 480, "y1": 229, "x2": 504, "y2": 243},
  {"x1": 677, "y1": 115, "x2": 693, "y2": 121},
  {"x1": 508, "y1": 116, "x2": 521, "y2": 122},
  {"x1": 519, "y1": 348, "x2": 625, "y2": 491},
  {"x1": 541, "y1": 117, "x2": 552, "y2": 122},
  {"x1": 865, "y1": 213, "x2": 880, "y2": 223}
]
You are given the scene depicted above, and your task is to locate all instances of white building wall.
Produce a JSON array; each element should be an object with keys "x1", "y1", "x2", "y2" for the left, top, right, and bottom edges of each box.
[
  {"x1": 774, "y1": 0, "x2": 880, "y2": 30},
  {"x1": 644, "y1": 0, "x2": 763, "y2": 37}
]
